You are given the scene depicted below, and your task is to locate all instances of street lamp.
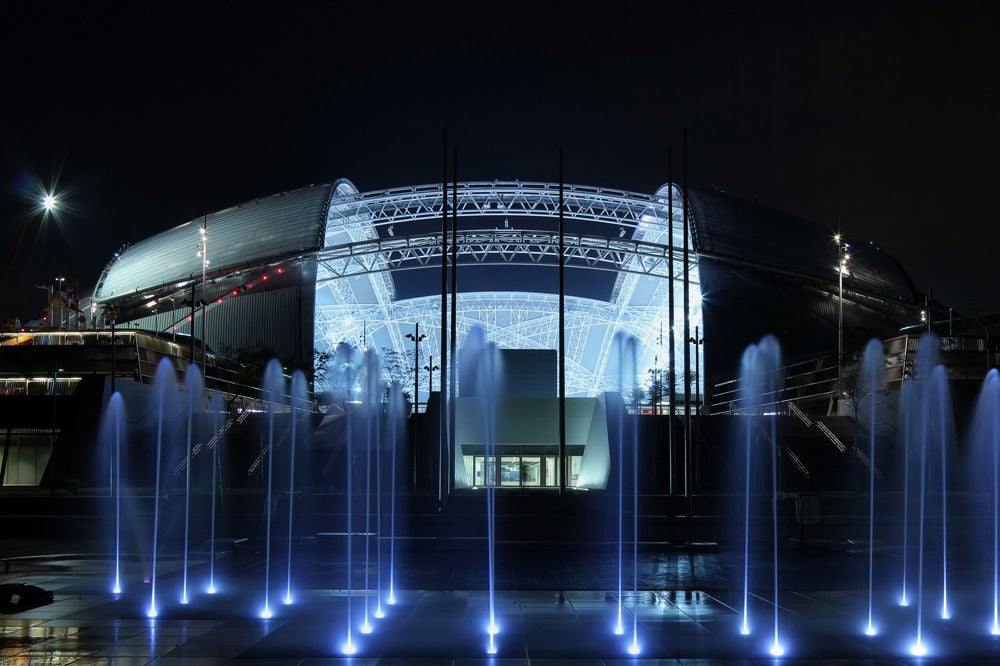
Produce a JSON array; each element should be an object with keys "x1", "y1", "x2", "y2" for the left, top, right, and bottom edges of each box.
[
  {"x1": 1, "y1": 190, "x2": 60, "y2": 300},
  {"x1": 405, "y1": 324, "x2": 426, "y2": 414},
  {"x1": 196, "y1": 222, "x2": 209, "y2": 375},
  {"x1": 688, "y1": 326, "x2": 703, "y2": 417},
  {"x1": 834, "y1": 234, "x2": 851, "y2": 376},
  {"x1": 424, "y1": 356, "x2": 440, "y2": 394}
]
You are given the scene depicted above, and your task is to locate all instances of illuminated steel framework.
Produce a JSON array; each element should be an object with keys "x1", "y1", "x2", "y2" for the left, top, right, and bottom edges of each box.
[{"x1": 314, "y1": 180, "x2": 703, "y2": 403}]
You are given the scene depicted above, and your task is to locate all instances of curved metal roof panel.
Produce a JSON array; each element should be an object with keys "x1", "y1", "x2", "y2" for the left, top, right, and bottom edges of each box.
[
  {"x1": 688, "y1": 188, "x2": 917, "y2": 303},
  {"x1": 94, "y1": 184, "x2": 333, "y2": 302}
]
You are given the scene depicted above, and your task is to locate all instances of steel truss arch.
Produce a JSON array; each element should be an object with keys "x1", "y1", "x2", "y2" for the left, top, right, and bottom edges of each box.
[{"x1": 315, "y1": 180, "x2": 702, "y2": 401}]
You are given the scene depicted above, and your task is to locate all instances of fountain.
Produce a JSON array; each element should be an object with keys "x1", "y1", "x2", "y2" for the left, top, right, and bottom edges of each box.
[
  {"x1": 148, "y1": 358, "x2": 180, "y2": 618},
  {"x1": 98, "y1": 392, "x2": 126, "y2": 595},
  {"x1": 970, "y1": 368, "x2": 1000, "y2": 634},
  {"x1": 737, "y1": 335, "x2": 783, "y2": 655},
  {"x1": 180, "y1": 364, "x2": 203, "y2": 605},
  {"x1": 207, "y1": 390, "x2": 223, "y2": 595},
  {"x1": 284, "y1": 370, "x2": 307, "y2": 606},
  {"x1": 387, "y1": 379, "x2": 403, "y2": 606},
  {"x1": 66, "y1": 321, "x2": 1000, "y2": 661},
  {"x1": 260, "y1": 359, "x2": 286, "y2": 619},
  {"x1": 860, "y1": 338, "x2": 883, "y2": 636}
]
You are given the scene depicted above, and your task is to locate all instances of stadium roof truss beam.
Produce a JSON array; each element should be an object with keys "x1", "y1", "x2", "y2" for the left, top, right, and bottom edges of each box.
[{"x1": 314, "y1": 231, "x2": 682, "y2": 284}]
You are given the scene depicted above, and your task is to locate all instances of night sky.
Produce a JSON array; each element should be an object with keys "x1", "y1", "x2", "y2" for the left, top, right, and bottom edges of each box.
[{"x1": 2, "y1": 1, "x2": 997, "y2": 323}]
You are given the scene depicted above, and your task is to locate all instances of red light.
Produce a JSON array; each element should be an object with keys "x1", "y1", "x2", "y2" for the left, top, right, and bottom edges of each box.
[
  {"x1": 216, "y1": 298, "x2": 223, "y2": 304},
  {"x1": 232, "y1": 289, "x2": 238, "y2": 296},
  {"x1": 277, "y1": 268, "x2": 284, "y2": 274},
  {"x1": 262, "y1": 275, "x2": 268, "y2": 280},
  {"x1": 187, "y1": 316, "x2": 192, "y2": 321},
  {"x1": 247, "y1": 283, "x2": 254, "y2": 289},
  {"x1": 42, "y1": 316, "x2": 48, "y2": 321}
]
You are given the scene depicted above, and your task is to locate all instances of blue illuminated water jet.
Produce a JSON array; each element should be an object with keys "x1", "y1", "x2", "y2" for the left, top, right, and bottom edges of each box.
[
  {"x1": 612, "y1": 331, "x2": 632, "y2": 637},
  {"x1": 362, "y1": 349, "x2": 380, "y2": 632},
  {"x1": 101, "y1": 392, "x2": 125, "y2": 595},
  {"x1": 207, "y1": 391, "x2": 223, "y2": 595},
  {"x1": 463, "y1": 326, "x2": 500, "y2": 655},
  {"x1": 261, "y1": 359, "x2": 285, "y2": 621},
  {"x1": 332, "y1": 344, "x2": 360, "y2": 655},
  {"x1": 387, "y1": 380, "x2": 402, "y2": 607},
  {"x1": 180, "y1": 365, "x2": 203, "y2": 606},
  {"x1": 861, "y1": 339, "x2": 882, "y2": 637},
  {"x1": 970, "y1": 368, "x2": 1000, "y2": 634},
  {"x1": 148, "y1": 359, "x2": 177, "y2": 620},
  {"x1": 285, "y1": 370, "x2": 307, "y2": 606}
]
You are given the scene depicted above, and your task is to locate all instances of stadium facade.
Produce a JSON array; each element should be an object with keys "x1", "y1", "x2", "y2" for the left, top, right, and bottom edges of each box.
[
  {"x1": 2, "y1": 177, "x2": 928, "y2": 493},
  {"x1": 89, "y1": 178, "x2": 922, "y2": 402}
]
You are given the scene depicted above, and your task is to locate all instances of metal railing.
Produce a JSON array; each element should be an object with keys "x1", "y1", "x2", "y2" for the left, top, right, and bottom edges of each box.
[{"x1": 710, "y1": 356, "x2": 840, "y2": 415}]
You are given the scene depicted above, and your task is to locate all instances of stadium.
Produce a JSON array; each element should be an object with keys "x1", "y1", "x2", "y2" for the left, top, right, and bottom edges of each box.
[
  {"x1": 1, "y1": 176, "x2": 934, "y2": 496},
  {"x1": 88, "y1": 177, "x2": 922, "y2": 398}
]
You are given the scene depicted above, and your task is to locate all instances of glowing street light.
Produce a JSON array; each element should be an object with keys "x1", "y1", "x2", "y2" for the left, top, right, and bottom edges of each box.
[
  {"x1": 834, "y1": 234, "x2": 851, "y2": 379},
  {"x1": 42, "y1": 193, "x2": 57, "y2": 212}
]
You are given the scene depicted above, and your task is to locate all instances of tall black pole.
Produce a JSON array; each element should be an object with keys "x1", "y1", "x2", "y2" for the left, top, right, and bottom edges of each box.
[
  {"x1": 189, "y1": 282, "x2": 197, "y2": 364},
  {"x1": 440, "y1": 129, "x2": 448, "y2": 508},
  {"x1": 413, "y1": 323, "x2": 421, "y2": 416},
  {"x1": 447, "y1": 145, "x2": 457, "y2": 496},
  {"x1": 110, "y1": 312, "x2": 116, "y2": 395},
  {"x1": 450, "y1": 148, "x2": 459, "y2": 489},
  {"x1": 667, "y1": 147, "x2": 675, "y2": 495},
  {"x1": 682, "y1": 129, "x2": 692, "y2": 499},
  {"x1": 559, "y1": 147, "x2": 567, "y2": 493}
]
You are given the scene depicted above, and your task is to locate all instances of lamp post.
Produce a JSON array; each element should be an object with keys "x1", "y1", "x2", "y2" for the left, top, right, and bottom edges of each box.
[
  {"x1": 424, "y1": 356, "x2": 440, "y2": 395},
  {"x1": 688, "y1": 326, "x2": 703, "y2": 417},
  {"x1": 196, "y1": 221, "x2": 209, "y2": 376},
  {"x1": 835, "y1": 234, "x2": 850, "y2": 379},
  {"x1": 405, "y1": 324, "x2": 426, "y2": 414}
]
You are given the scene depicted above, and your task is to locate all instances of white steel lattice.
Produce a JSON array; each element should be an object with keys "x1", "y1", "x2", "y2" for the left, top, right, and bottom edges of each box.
[{"x1": 314, "y1": 181, "x2": 702, "y2": 401}]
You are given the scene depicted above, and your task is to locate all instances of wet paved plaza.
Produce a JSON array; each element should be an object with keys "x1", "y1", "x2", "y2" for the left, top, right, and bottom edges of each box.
[{"x1": 4, "y1": 539, "x2": 1000, "y2": 665}]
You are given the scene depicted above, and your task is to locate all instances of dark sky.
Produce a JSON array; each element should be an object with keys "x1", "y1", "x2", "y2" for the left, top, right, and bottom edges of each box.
[{"x1": 2, "y1": 1, "x2": 997, "y2": 322}]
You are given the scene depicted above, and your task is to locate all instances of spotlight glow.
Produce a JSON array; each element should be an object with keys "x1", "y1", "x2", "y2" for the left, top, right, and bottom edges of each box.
[
  {"x1": 487, "y1": 621, "x2": 499, "y2": 635},
  {"x1": 614, "y1": 620, "x2": 625, "y2": 635},
  {"x1": 899, "y1": 595, "x2": 909, "y2": 607},
  {"x1": 627, "y1": 640, "x2": 641, "y2": 655},
  {"x1": 42, "y1": 193, "x2": 56, "y2": 212},
  {"x1": 941, "y1": 607, "x2": 951, "y2": 620},
  {"x1": 487, "y1": 634, "x2": 497, "y2": 654},
  {"x1": 387, "y1": 591, "x2": 396, "y2": 605},
  {"x1": 740, "y1": 620, "x2": 750, "y2": 636},
  {"x1": 910, "y1": 640, "x2": 926, "y2": 656},
  {"x1": 360, "y1": 620, "x2": 372, "y2": 634},
  {"x1": 342, "y1": 639, "x2": 357, "y2": 655},
  {"x1": 283, "y1": 594, "x2": 293, "y2": 606},
  {"x1": 112, "y1": 583, "x2": 122, "y2": 595},
  {"x1": 207, "y1": 584, "x2": 217, "y2": 595},
  {"x1": 180, "y1": 593, "x2": 189, "y2": 606},
  {"x1": 993, "y1": 621, "x2": 1000, "y2": 636},
  {"x1": 260, "y1": 606, "x2": 272, "y2": 619},
  {"x1": 147, "y1": 606, "x2": 158, "y2": 618},
  {"x1": 769, "y1": 640, "x2": 784, "y2": 656},
  {"x1": 864, "y1": 623, "x2": 877, "y2": 637},
  {"x1": 374, "y1": 606, "x2": 385, "y2": 619}
]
